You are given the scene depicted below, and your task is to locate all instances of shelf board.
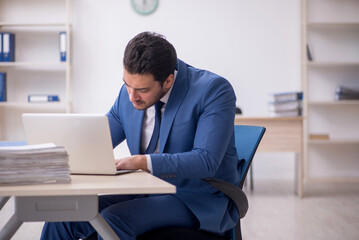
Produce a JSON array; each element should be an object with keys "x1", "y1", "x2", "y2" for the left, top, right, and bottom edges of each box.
[
  {"x1": 0, "y1": 22, "x2": 69, "y2": 27},
  {"x1": 0, "y1": 102, "x2": 67, "y2": 109},
  {"x1": 236, "y1": 115, "x2": 303, "y2": 121},
  {"x1": 308, "y1": 100, "x2": 359, "y2": 106},
  {"x1": 308, "y1": 139, "x2": 359, "y2": 144},
  {"x1": 306, "y1": 177, "x2": 359, "y2": 183},
  {"x1": 306, "y1": 61, "x2": 359, "y2": 67},
  {"x1": 306, "y1": 22, "x2": 359, "y2": 28},
  {"x1": 0, "y1": 62, "x2": 67, "y2": 68}
]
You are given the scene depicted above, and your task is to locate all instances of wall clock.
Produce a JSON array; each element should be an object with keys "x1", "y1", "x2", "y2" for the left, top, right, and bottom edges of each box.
[{"x1": 131, "y1": 0, "x2": 159, "y2": 15}]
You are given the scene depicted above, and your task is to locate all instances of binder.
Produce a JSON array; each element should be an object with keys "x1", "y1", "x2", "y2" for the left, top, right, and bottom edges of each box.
[
  {"x1": 0, "y1": 33, "x2": 3, "y2": 62},
  {"x1": 59, "y1": 32, "x2": 66, "y2": 62},
  {"x1": 0, "y1": 72, "x2": 6, "y2": 102},
  {"x1": 28, "y1": 94, "x2": 59, "y2": 103},
  {"x1": 306, "y1": 44, "x2": 313, "y2": 61},
  {"x1": 268, "y1": 91, "x2": 303, "y2": 102},
  {"x1": 335, "y1": 86, "x2": 359, "y2": 100},
  {"x1": 2, "y1": 33, "x2": 15, "y2": 62},
  {"x1": 268, "y1": 99, "x2": 302, "y2": 112}
]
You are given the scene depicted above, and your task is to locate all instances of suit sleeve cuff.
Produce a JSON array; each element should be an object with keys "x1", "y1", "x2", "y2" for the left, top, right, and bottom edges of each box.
[{"x1": 145, "y1": 154, "x2": 153, "y2": 174}]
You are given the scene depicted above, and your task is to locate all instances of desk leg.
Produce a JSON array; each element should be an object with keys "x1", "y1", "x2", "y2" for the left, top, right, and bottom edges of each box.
[
  {"x1": 8, "y1": 196, "x2": 120, "y2": 240},
  {"x1": 0, "y1": 213, "x2": 23, "y2": 240},
  {"x1": 0, "y1": 197, "x2": 10, "y2": 210},
  {"x1": 294, "y1": 153, "x2": 304, "y2": 198},
  {"x1": 90, "y1": 213, "x2": 120, "y2": 240}
]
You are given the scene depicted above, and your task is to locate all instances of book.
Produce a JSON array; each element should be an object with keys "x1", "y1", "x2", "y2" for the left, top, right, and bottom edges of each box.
[
  {"x1": 0, "y1": 72, "x2": 6, "y2": 102},
  {"x1": 59, "y1": 32, "x2": 66, "y2": 62},
  {"x1": 2, "y1": 32, "x2": 15, "y2": 62},
  {"x1": 28, "y1": 94, "x2": 59, "y2": 103},
  {"x1": 268, "y1": 91, "x2": 303, "y2": 102},
  {"x1": 0, "y1": 143, "x2": 71, "y2": 186}
]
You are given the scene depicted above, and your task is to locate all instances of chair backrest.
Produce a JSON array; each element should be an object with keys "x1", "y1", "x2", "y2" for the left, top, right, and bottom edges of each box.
[{"x1": 234, "y1": 125, "x2": 266, "y2": 189}]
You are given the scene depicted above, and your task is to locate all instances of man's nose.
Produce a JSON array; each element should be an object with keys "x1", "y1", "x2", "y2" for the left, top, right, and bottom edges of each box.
[{"x1": 129, "y1": 89, "x2": 139, "y2": 102}]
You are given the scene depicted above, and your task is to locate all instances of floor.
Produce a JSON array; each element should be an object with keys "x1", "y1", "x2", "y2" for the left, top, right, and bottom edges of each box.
[
  {"x1": 242, "y1": 180, "x2": 359, "y2": 240},
  {"x1": 1, "y1": 180, "x2": 359, "y2": 240}
]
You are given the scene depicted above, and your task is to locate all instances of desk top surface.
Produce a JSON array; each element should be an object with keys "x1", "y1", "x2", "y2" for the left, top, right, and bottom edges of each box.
[
  {"x1": 235, "y1": 115, "x2": 303, "y2": 152},
  {"x1": 0, "y1": 171, "x2": 176, "y2": 197},
  {"x1": 235, "y1": 115, "x2": 304, "y2": 121}
]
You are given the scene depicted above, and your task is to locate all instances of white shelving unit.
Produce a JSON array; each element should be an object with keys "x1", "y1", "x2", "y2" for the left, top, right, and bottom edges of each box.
[
  {"x1": 0, "y1": 0, "x2": 72, "y2": 140},
  {"x1": 301, "y1": 0, "x2": 359, "y2": 184}
]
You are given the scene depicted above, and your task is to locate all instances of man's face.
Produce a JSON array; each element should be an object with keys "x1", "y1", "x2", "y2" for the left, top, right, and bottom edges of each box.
[{"x1": 123, "y1": 69, "x2": 173, "y2": 110}]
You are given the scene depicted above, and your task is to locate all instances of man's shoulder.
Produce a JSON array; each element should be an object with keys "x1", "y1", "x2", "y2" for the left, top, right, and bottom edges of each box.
[
  {"x1": 181, "y1": 61, "x2": 229, "y2": 88},
  {"x1": 189, "y1": 67, "x2": 231, "y2": 92}
]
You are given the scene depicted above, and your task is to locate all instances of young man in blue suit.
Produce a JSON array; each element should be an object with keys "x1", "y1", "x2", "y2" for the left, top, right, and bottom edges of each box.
[{"x1": 41, "y1": 32, "x2": 240, "y2": 240}]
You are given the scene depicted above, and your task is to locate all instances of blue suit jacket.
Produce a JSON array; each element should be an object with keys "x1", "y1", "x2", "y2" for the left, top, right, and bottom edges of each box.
[{"x1": 107, "y1": 59, "x2": 240, "y2": 234}]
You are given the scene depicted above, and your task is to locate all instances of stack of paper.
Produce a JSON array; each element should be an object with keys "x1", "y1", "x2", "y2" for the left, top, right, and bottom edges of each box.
[
  {"x1": 268, "y1": 91, "x2": 303, "y2": 117},
  {"x1": 0, "y1": 143, "x2": 71, "y2": 186}
]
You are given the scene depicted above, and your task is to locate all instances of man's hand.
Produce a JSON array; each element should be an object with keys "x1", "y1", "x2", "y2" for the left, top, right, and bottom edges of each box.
[{"x1": 115, "y1": 155, "x2": 149, "y2": 172}]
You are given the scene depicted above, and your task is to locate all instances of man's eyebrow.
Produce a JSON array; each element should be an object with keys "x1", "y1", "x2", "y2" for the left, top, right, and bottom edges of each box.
[{"x1": 123, "y1": 79, "x2": 151, "y2": 91}]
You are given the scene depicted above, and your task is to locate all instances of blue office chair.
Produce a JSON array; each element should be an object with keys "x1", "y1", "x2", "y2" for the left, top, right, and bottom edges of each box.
[{"x1": 137, "y1": 125, "x2": 266, "y2": 240}]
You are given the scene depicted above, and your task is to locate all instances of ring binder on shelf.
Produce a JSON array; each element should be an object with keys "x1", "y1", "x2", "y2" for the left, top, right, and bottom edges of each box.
[
  {"x1": 28, "y1": 94, "x2": 59, "y2": 103},
  {"x1": 0, "y1": 72, "x2": 7, "y2": 102},
  {"x1": 0, "y1": 33, "x2": 3, "y2": 62},
  {"x1": 59, "y1": 32, "x2": 66, "y2": 62},
  {"x1": 2, "y1": 33, "x2": 15, "y2": 62}
]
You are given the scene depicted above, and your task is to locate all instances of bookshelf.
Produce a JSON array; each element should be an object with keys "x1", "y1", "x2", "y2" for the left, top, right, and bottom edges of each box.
[
  {"x1": 307, "y1": 101, "x2": 359, "y2": 106},
  {"x1": 301, "y1": 0, "x2": 359, "y2": 185},
  {"x1": 0, "y1": 0, "x2": 72, "y2": 140}
]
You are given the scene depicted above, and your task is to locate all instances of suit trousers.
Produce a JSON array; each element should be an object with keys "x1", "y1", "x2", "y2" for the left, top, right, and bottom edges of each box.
[{"x1": 40, "y1": 194, "x2": 199, "y2": 240}]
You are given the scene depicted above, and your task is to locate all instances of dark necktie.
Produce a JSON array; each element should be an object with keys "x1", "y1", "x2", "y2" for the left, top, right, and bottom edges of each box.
[{"x1": 145, "y1": 101, "x2": 164, "y2": 154}]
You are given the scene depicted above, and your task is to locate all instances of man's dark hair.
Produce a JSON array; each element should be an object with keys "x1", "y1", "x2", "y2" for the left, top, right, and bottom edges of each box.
[{"x1": 123, "y1": 32, "x2": 177, "y2": 84}]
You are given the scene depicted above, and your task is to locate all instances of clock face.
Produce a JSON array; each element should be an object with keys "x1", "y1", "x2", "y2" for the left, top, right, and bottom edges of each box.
[{"x1": 131, "y1": 0, "x2": 159, "y2": 15}]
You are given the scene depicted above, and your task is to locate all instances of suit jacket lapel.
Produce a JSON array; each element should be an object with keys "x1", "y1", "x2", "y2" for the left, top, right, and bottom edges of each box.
[{"x1": 159, "y1": 60, "x2": 189, "y2": 153}]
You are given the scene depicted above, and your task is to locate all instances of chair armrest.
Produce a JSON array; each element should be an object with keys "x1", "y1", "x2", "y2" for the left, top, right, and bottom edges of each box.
[{"x1": 203, "y1": 178, "x2": 248, "y2": 219}]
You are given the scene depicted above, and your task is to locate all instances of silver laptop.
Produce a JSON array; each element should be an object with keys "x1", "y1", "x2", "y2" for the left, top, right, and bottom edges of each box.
[{"x1": 22, "y1": 113, "x2": 132, "y2": 175}]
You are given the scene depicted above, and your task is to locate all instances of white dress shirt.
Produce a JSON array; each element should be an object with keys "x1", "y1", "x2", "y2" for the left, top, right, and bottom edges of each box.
[{"x1": 142, "y1": 71, "x2": 177, "y2": 173}]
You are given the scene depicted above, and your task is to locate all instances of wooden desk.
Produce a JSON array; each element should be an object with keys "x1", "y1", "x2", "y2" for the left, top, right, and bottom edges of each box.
[
  {"x1": 235, "y1": 116, "x2": 304, "y2": 197},
  {"x1": 0, "y1": 172, "x2": 176, "y2": 240}
]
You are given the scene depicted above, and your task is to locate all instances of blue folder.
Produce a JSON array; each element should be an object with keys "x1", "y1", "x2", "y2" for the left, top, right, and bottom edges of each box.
[
  {"x1": 0, "y1": 72, "x2": 6, "y2": 102},
  {"x1": 59, "y1": 32, "x2": 66, "y2": 62},
  {"x1": 27, "y1": 94, "x2": 59, "y2": 102},
  {"x1": 2, "y1": 33, "x2": 15, "y2": 62}
]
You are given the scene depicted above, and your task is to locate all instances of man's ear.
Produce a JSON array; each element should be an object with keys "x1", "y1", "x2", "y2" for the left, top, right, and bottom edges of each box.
[{"x1": 163, "y1": 74, "x2": 174, "y2": 90}]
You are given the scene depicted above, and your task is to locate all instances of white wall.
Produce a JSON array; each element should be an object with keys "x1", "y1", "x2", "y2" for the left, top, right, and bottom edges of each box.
[
  {"x1": 72, "y1": 0, "x2": 301, "y2": 115},
  {"x1": 71, "y1": 0, "x2": 301, "y2": 180}
]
